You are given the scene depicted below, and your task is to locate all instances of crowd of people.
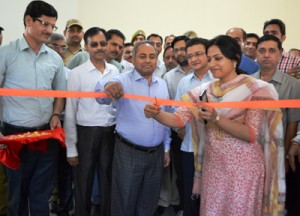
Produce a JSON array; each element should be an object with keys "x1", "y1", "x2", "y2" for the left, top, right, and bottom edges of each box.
[{"x1": 1, "y1": 0, "x2": 300, "y2": 216}]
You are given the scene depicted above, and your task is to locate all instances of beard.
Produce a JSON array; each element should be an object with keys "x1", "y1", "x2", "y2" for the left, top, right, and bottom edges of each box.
[
  {"x1": 178, "y1": 59, "x2": 189, "y2": 67},
  {"x1": 176, "y1": 54, "x2": 188, "y2": 67}
]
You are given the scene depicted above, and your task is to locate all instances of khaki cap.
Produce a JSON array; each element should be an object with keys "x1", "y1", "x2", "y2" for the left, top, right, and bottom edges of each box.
[{"x1": 65, "y1": 19, "x2": 83, "y2": 29}]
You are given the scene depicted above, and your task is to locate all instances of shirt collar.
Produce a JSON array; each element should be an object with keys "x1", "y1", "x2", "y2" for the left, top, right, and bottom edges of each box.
[
  {"x1": 86, "y1": 59, "x2": 111, "y2": 74},
  {"x1": 19, "y1": 35, "x2": 48, "y2": 54},
  {"x1": 270, "y1": 69, "x2": 283, "y2": 84},
  {"x1": 132, "y1": 69, "x2": 158, "y2": 84},
  {"x1": 191, "y1": 70, "x2": 214, "y2": 81},
  {"x1": 256, "y1": 69, "x2": 282, "y2": 84}
]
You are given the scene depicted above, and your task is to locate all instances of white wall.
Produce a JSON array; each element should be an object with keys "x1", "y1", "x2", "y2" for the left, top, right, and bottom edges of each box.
[
  {"x1": 1, "y1": 0, "x2": 299, "y2": 50},
  {"x1": 0, "y1": 0, "x2": 79, "y2": 44}
]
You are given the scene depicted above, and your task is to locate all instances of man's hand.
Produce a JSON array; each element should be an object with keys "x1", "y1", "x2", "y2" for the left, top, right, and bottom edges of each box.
[
  {"x1": 67, "y1": 156, "x2": 79, "y2": 166},
  {"x1": 104, "y1": 82, "x2": 124, "y2": 100},
  {"x1": 178, "y1": 127, "x2": 186, "y2": 140},
  {"x1": 287, "y1": 142, "x2": 300, "y2": 172},
  {"x1": 164, "y1": 151, "x2": 170, "y2": 167},
  {"x1": 0, "y1": 132, "x2": 7, "y2": 149},
  {"x1": 287, "y1": 66, "x2": 300, "y2": 79},
  {"x1": 192, "y1": 176, "x2": 201, "y2": 199},
  {"x1": 50, "y1": 115, "x2": 61, "y2": 130},
  {"x1": 144, "y1": 104, "x2": 161, "y2": 118}
]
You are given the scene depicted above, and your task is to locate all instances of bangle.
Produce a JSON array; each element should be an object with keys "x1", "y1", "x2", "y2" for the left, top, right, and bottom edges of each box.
[
  {"x1": 174, "y1": 113, "x2": 183, "y2": 128},
  {"x1": 51, "y1": 113, "x2": 60, "y2": 119}
]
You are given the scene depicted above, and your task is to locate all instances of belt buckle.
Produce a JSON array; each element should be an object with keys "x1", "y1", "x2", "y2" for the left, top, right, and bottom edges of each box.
[{"x1": 147, "y1": 147, "x2": 156, "y2": 153}]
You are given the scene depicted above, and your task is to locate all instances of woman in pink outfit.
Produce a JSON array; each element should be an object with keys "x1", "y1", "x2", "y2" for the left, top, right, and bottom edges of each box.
[{"x1": 144, "y1": 35, "x2": 285, "y2": 216}]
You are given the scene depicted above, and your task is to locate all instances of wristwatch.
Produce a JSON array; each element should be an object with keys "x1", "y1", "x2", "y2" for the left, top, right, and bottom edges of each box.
[{"x1": 215, "y1": 112, "x2": 221, "y2": 122}]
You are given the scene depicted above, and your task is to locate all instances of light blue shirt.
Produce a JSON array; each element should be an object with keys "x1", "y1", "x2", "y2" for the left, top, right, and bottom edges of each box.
[
  {"x1": 175, "y1": 71, "x2": 214, "y2": 152},
  {"x1": 95, "y1": 70, "x2": 171, "y2": 150},
  {"x1": 163, "y1": 65, "x2": 193, "y2": 99},
  {"x1": 0, "y1": 36, "x2": 67, "y2": 127}
]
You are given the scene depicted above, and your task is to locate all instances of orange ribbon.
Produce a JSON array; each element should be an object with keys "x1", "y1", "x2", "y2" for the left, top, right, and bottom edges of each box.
[{"x1": 1, "y1": 88, "x2": 300, "y2": 108}]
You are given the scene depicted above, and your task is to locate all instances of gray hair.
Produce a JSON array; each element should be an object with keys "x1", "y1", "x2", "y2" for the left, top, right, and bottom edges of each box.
[
  {"x1": 46, "y1": 33, "x2": 65, "y2": 44},
  {"x1": 132, "y1": 40, "x2": 158, "y2": 58}
]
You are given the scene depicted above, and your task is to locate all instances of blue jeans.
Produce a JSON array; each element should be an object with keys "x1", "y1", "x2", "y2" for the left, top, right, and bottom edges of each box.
[{"x1": 3, "y1": 124, "x2": 59, "y2": 216}]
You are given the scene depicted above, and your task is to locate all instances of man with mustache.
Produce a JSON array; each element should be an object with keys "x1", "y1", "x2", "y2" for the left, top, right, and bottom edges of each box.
[
  {"x1": 63, "y1": 19, "x2": 84, "y2": 65},
  {"x1": 66, "y1": 29, "x2": 127, "y2": 73},
  {"x1": 0, "y1": 1, "x2": 66, "y2": 215},
  {"x1": 95, "y1": 40, "x2": 171, "y2": 216},
  {"x1": 252, "y1": 35, "x2": 300, "y2": 215},
  {"x1": 64, "y1": 27, "x2": 119, "y2": 216}
]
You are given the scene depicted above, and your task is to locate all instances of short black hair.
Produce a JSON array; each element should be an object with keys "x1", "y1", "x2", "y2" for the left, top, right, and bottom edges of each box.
[
  {"x1": 107, "y1": 29, "x2": 126, "y2": 42},
  {"x1": 163, "y1": 45, "x2": 173, "y2": 57},
  {"x1": 23, "y1": 0, "x2": 58, "y2": 27},
  {"x1": 257, "y1": 34, "x2": 283, "y2": 51},
  {"x1": 171, "y1": 35, "x2": 190, "y2": 48},
  {"x1": 147, "y1": 33, "x2": 163, "y2": 44},
  {"x1": 124, "y1": 42, "x2": 133, "y2": 48},
  {"x1": 84, "y1": 27, "x2": 107, "y2": 45},
  {"x1": 186, "y1": 37, "x2": 208, "y2": 51},
  {"x1": 263, "y1": 19, "x2": 286, "y2": 36},
  {"x1": 246, "y1": 33, "x2": 259, "y2": 41}
]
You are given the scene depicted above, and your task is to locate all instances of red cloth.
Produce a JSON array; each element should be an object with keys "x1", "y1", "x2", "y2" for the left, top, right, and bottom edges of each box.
[{"x1": 0, "y1": 127, "x2": 65, "y2": 169}]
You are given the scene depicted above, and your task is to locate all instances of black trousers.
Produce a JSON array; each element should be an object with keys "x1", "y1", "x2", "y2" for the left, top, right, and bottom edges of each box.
[
  {"x1": 73, "y1": 125, "x2": 115, "y2": 216},
  {"x1": 286, "y1": 162, "x2": 300, "y2": 216},
  {"x1": 170, "y1": 131, "x2": 184, "y2": 210},
  {"x1": 182, "y1": 151, "x2": 200, "y2": 216}
]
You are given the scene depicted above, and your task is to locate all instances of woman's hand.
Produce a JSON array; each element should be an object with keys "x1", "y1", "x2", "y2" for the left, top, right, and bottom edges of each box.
[{"x1": 198, "y1": 104, "x2": 218, "y2": 123}]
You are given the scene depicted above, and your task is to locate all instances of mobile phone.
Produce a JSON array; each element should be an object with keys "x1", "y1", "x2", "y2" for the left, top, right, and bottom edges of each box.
[{"x1": 199, "y1": 89, "x2": 207, "y2": 124}]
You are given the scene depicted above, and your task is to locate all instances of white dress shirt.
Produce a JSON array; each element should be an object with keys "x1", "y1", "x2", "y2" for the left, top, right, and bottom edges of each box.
[{"x1": 64, "y1": 59, "x2": 119, "y2": 157}]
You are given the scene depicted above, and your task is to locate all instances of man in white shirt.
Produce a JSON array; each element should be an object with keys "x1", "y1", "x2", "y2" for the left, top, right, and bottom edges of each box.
[{"x1": 64, "y1": 27, "x2": 119, "y2": 216}]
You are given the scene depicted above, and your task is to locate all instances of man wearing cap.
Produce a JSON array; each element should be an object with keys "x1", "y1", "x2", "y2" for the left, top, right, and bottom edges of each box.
[
  {"x1": 131, "y1": 30, "x2": 146, "y2": 45},
  {"x1": 64, "y1": 19, "x2": 84, "y2": 65}
]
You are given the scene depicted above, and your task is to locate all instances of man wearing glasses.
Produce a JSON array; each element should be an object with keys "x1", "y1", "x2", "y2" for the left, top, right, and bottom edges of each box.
[
  {"x1": 0, "y1": 1, "x2": 66, "y2": 215},
  {"x1": 63, "y1": 19, "x2": 84, "y2": 65},
  {"x1": 64, "y1": 27, "x2": 119, "y2": 216}
]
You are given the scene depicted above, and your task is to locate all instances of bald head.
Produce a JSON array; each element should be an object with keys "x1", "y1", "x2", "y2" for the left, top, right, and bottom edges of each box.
[{"x1": 226, "y1": 27, "x2": 247, "y2": 49}]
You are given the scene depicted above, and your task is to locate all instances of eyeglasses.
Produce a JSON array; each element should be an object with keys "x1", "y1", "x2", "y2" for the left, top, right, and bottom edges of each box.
[
  {"x1": 34, "y1": 18, "x2": 58, "y2": 31},
  {"x1": 89, "y1": 41, "x2": 107, "y2": 48},
  {"x1": 187, "y1": 51, "x2": 205, "y2": 60},
  {"x1": 48, "y1": 44, "x2": 68, "y2": 51}
]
